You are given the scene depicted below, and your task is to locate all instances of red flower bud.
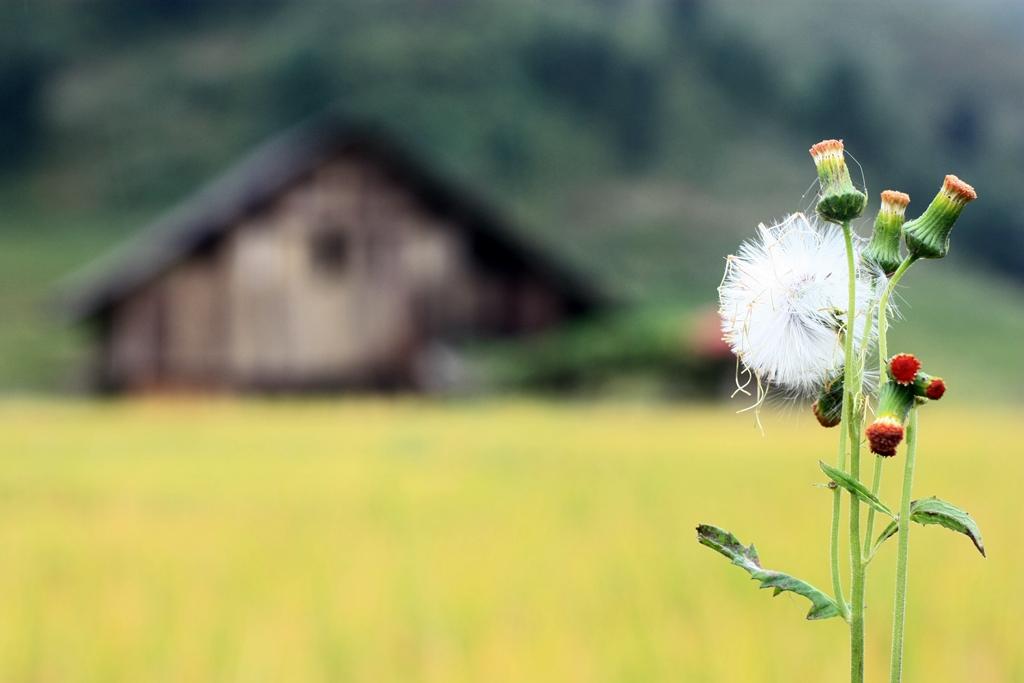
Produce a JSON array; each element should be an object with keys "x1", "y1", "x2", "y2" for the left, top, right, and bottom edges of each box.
[
  {"x1": 912, "y1": 373, "x2": 946, "y2": 401},
  {"x1": 866, "y1": 417, "x2": 905, "y2": 457},
  {"x1": 925, "y1": 377, "x2": 946, "y2": 400},
  {"x1": 889, "y1": 353, "x2": 921, "y2": 385}
]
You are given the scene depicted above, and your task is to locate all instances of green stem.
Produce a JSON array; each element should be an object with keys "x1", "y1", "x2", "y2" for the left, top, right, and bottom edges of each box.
[
  {"x1": 866, "y1": 257, "x2": 915, "y2": 551},
  {"x1": 877, "y1": 257, "x2": 916, "y2": 382},
  {"x1": 840, "y1": 222, "x2": 865, "y2": 683},
  {"x1": 863, "y1": 455, "x2": 884, "y2": 556},
  {"x1": 890, "y1": 407, "x2": 919, "y2": 683},
  {"x1": 848, "y1": 421, "x2": 865, "y2": 683},
  {"x1": 829, "y1": 288, "x2": 855, "y2": 620},
  {"x1": 854, "y1": 300, "x2": 878, "y2": 553},
  {"x1": 830, "y1": 426, "x2": 849, "y2": 622}
]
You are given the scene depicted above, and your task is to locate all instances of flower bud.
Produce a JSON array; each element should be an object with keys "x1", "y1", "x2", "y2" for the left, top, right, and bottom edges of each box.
[
  {"x1": 888, "y1": 353, "x2": 921, "y2": 386},
  {"x1": 812, "y1": 371, "x2": 844, "y2": 428},
  {"x1": 903, "y1": 175, "x2": 977, "y2": 260},
  {"x1": 912, "y1": 372, "x2": 946, "y2": 401},
  {"x1": 866, "y1": 381, "x2": 915, "y2": 456},
  {"x1": 866, "y1": 418, "x2": 904, "y2": 458},
  {"x1": 809, "y1": 139, "x2": 867, "y2": 223},
  {"x1": 863, "y1": 190, "x2": 910, "y2": 275}
]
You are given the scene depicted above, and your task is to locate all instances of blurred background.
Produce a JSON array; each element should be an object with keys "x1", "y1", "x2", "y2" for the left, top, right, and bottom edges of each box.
[{"x1": 1, "y1": 0, "x2": 1022, "y2": 680}]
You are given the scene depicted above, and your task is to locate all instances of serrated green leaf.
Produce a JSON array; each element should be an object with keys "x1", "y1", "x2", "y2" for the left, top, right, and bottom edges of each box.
[
  {"x1": 696, "y1": 524, "x2": 842, "y2": 621},
  {"x1": 910, "y1": 497, "x2": 986, "y2": 557},
  {"x1": 819, "y1": 461, "x2": 895, "y2": 518},
  {"x1": 873, "y1": 497, "x2": 986, "y2": 557}
]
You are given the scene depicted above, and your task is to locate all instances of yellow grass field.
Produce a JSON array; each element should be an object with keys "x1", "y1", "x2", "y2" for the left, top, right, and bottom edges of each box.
[{"x1": 0, "y1": 400, "x2": 1018, "y2": 682}]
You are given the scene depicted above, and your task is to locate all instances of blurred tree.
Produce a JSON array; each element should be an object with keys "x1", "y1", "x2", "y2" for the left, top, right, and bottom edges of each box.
[
  {"x1": 89, "y1": 0, "x2": 279, "y2": 26},
  {"x1": 486, "y1": 125, "x2": 532, "y2": 184},
  {"x1": 606, "y1": 60, "x2": 664, "y2": 171},
  {"x1": 524, "y1": 27, "x2": 664, "y2": 171},
  {"x1": 265, "y1": 49, "x2": 343, "y2": 130},
  {"x1": 798, "y1": 59, "x2": 886, "y2": 166},
  {"x1": 698, "y1": 31, "x2": 780, "y2": 111},
  {"x1": 0, "y1": 49, "x2": 49, "y2": 170},
  {"x1": 525, "y1": 28, "x2": 616, "y2": 114},
  {"x1": 665, "y1": 0, "x2": 706, "y2": 41},
  {"x1": 961, "y1": 201, "x2": 1022, "y2": 275},
  {"x1": 940, "y1": 94, "x2": 984, "y2": 160}
]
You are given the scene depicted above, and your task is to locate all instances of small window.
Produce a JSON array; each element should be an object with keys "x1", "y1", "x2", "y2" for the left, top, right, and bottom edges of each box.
[{"x1": 310, "y1": 230, "x2": 350, "y2": 274}]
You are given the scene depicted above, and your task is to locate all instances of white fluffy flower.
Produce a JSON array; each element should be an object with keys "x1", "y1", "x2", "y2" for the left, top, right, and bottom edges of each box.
[{"x1": 719, "y1": 213, "x2": 881, "y2": 396}]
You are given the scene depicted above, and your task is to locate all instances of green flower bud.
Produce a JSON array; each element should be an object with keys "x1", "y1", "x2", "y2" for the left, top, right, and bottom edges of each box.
[
  {"x1": 811, "y1": 371, "x2": 844, "y2": 428},
  {"x1": 809, "y1": 139, "x2": 866, "y2": 223},
  {"x1": 863, "y1": 190, "x2": 910, "y2": 276},
  {"x1": 877, "y1": 380, "x2": 915, "y2": 424},
  {"x1": 903, "y1": 175, "x2": 977, "y2": 260}
]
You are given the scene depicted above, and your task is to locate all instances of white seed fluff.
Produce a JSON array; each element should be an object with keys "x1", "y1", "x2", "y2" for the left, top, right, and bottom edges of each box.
[{"x1": 719, "y1": 213, "x2": 879, "y2": 396}]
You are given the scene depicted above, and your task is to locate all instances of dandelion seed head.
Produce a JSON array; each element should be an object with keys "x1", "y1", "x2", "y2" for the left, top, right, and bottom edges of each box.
[{"x1": 718, "y1": 212, "x2": 878, "y2": 397}]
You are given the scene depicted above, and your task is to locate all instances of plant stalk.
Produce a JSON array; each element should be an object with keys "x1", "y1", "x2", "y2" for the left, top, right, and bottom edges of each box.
[
  {"x1": 840, "y1": 222, "x2": 865, "y2": 683},
  {"x1": 877, "y1": 257, "x2": 916, "y2": 381},
  {"x1": 889, "y1": 406, "x2": 919, "y2": 683},
  {"x1": 830, "y1": 421, "x2": 850, "y2": 622},
  {"x1": 863, "y1": 455, "x2": 884, "y2": 555},
  {"x1": 865, "y1": 257, "x2": 915, "y2": 550},
  {"x1": 848, "y1": 413, "x2": 866, "y2": 683}
]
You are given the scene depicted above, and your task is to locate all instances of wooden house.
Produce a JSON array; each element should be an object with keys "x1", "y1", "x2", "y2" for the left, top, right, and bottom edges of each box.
[{"x1": 64, "y1": 118, "x2": 605, "y2": 392}]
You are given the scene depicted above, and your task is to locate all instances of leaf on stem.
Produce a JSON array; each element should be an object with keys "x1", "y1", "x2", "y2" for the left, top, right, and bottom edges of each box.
[
  {"x1": 818, "y1": 461, "x2": 895, "y2": 518},
  {"x1": 875, "y1": 497, "x2": 986, "y2": 557},
  {"x1": 696, "y1": 524, "x2": 842, "y2": 620}
]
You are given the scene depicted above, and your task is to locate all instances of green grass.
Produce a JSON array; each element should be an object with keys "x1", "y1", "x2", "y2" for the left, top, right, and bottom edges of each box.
[{"x1": 0, "y1": 400, "x2": 1016, "y2": 681}]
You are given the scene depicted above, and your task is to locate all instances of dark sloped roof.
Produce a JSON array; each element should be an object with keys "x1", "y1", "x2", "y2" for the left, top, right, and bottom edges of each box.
[{"x1": 62, "y1": 114, "x2": 607, "y2": 321}]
